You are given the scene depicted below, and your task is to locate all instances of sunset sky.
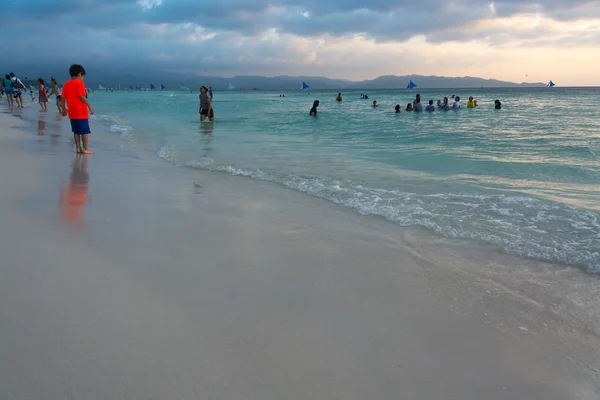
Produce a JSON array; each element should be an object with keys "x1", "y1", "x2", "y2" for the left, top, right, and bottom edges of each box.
[{"x1": 3, "y1": 0, "x2": 600, "y2": 85}]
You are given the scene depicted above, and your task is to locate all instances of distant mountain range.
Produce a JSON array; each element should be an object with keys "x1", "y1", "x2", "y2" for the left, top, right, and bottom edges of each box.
[
  {"x1": 8, "y1": 65, "x2": 546, "y2": 90},
  {"x1": 90, "y1": 74, "x2": 546, "y2": 90}
]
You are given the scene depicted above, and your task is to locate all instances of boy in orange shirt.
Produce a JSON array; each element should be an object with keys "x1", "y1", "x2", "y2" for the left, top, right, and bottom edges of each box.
[{"x1": 60, "y1": 64, "x2": 95, "y2": 154}]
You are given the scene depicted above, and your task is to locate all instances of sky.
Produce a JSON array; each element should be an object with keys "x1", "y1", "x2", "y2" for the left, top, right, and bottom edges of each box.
[{"x1": 2, "y1": 0, "x2": 600, "y2": 85}]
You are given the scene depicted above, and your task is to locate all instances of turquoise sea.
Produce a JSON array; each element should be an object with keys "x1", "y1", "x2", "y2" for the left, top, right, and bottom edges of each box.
[{"x1": 86, "y1": 88, "x2": 599, "y2": 271}]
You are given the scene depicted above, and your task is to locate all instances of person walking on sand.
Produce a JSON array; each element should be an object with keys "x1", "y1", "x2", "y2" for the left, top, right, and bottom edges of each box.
[
  {"x1": 10, "y1": 72, "x2": 26, "y2": 108},
  {"x1": 38, "y1": 78, "x2": 48, "y2": 111},
  {"x1": 60, "y1": 64, "x2": 95, "y2": 154},
  {"x1": 199, "y1": 86, "x2": 214, "y2": 122},
  {"x1": 3, "y1": 75, "x2": 14, "y2": 108}
]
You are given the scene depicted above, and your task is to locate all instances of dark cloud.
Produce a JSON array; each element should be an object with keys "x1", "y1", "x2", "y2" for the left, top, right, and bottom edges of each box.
[{"x1": 1, "y1": 0, "x2": 599, "y2": 76}]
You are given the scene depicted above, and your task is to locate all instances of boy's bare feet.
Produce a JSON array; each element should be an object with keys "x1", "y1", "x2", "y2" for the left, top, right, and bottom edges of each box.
[{"x1": 82, "y1": 149, "x2": 95, "y2": 155}]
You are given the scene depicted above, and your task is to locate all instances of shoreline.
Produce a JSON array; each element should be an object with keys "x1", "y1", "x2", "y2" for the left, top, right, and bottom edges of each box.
[{"x1": 1, "y1": 106, "x2": 599, "y2": 398}]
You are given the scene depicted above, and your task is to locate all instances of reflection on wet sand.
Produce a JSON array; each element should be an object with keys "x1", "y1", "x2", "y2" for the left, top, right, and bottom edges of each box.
[
  {"x1": 200, "y1": 123, "x2": 214, "y2": 158},
  {"x1": 37, "y1": 118, "x2": 46, "y2": 136},
  {"x1": 60, "y1": 154, "x2": 90, "y2": 229}
]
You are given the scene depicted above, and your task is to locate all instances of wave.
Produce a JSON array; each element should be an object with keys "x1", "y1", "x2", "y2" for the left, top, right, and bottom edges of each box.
[
  {"x1": 94, "y1": 114, "x2": 135, "y2": 140},
  {"x1": 157, "y1": 145, "x2": 600, "y2": 272}
]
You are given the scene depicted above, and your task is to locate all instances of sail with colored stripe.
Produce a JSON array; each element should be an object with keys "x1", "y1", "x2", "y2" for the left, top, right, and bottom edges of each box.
[
  {"x1": 150, "y1": 83, "x2": 156, "y2": 90},
  {"x1": 160, "y1": 84, "x2": 166, "y2": 90},
  {"x1": 301, "y1": 82, "x2": 309, "y2": 90},
  {"x1": 407, "y1": 80, "x2": 417, "y2": 89},
  {"x1": 548, "y1": 80, "x2": 556, "y2": 87}
]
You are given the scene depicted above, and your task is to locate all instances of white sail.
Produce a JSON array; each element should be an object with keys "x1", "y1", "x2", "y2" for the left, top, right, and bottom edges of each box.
[
  {"x1": 98, "y1": 84, "x2": 105, "y2": 90},
  {"x1": 228, "y1": 83, "x2": 235, "y2": 90}
]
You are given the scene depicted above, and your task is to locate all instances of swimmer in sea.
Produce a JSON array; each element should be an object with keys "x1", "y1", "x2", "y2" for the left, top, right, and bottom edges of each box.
[
  {"x1": 310, "y1": 100, "x2": 319, "y2": 116},
  {"x1": 495, "y1": 99, "x2": 502, "y2": 109},
  {"x1": 394, "y1": 104, "x2": 401, "y2": 113},
  {"x1": 372, "y1": 100, "x2": 378, "y2": 108},
  {"x1": 336, "y1": 93, "x2": 342, "y2": 102},
  {"x1": 425, "y1": 100, "x2": 435, "y2": 112},
  {"x1": 413, "y1": 94, "x2": 423, "y2": 112},
  {"x1": 406, "y1": 103, "x2": 413, "y2": 112},
  {"x1": 467, "y1": 96, "x2": 477, "y2": 108},
  {"x1": 440, "y1": 97, "x2": 449, "y2": 110},
  {"x1": 453, "y1": 96, "x2": 461, "y2": 108}
]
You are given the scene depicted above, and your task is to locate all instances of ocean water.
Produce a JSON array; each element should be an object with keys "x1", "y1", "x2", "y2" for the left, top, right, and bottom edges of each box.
[{"x1": 88, "y1": 88, "x2": 599, "y2": 271}]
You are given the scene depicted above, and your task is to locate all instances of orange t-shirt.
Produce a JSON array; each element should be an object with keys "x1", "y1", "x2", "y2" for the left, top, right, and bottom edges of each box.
[{"x1": 62, "y1": 79, "x2": 88, "y2": 119}]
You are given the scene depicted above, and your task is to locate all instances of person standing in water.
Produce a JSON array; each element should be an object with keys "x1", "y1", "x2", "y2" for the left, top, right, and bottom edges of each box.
[
  {"x1": 336, "y1": 93, "x2": 342, "y2": 102},
  {"x1": 310, "y1": 100, "x2": 319, "y2": 116},
  {"x1": 413, "y1": 94, "x2": 423, "y2": 112},
  {"x1": 60, "y1": 64, "x2": 95, "y2": 154},
  {"x1": 453, "y1": 96, "x2": 461, "y2": 108},
  {"x1": 208, "y1": 87, "x2": 213, "y2": 99},
  {"x1": 37, "y1": 78, "x2": 48, "y2": 111},
  {"x1": 199, "y1": 86, "x2": 214, "y2": 122},
  {"x1": 49, "y1": 78, "x2": 64, "y2": 114}
]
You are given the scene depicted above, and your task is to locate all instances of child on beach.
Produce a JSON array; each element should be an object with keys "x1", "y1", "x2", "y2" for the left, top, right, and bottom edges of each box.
[
  {"x1": 60, "y1": 64, "x2": 95, "y2": 154},
  {"x1": 38, "y1": 79, "x2": 48, "y2": 111}
]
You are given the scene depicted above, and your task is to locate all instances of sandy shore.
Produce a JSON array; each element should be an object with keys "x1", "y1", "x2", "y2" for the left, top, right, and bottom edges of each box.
[{"x1": 0, "y1": 107, "x2": 599, "y2": 399}]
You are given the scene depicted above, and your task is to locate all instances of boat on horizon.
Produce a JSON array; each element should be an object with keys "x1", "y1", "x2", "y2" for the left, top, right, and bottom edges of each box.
[{"x1": 547, "y1": 80, "x2": 556, "y2": 87}]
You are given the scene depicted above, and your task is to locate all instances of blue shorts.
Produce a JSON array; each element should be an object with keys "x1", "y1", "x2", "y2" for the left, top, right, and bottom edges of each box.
[{"x1": 70, "y1": 119, "x2": 91, "y2": 135}]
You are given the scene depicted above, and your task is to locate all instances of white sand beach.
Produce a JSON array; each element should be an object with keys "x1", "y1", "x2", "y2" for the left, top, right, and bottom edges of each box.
[{"x1": 0, "y1": 108, "x2": 599, "y2": 399}]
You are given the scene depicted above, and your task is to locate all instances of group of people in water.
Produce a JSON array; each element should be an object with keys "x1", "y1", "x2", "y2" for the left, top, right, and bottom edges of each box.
[{"x1": 310, "y1": 92, "x2": 502, "y2": 116}]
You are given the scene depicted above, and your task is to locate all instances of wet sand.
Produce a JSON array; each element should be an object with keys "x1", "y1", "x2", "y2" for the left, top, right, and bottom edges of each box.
[{"x1": 0, "y1": 108, "x2": 599, "y2": 399}]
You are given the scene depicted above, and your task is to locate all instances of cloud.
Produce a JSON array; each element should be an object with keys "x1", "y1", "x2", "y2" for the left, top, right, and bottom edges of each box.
[{"x1": 2, "y1": 0, "x2": 600, "y2": 85}]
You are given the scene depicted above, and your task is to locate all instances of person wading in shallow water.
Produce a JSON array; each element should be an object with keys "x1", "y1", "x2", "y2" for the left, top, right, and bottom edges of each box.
[{"x1": 199, "y1": 86, "x2": 214, "y2": 122}]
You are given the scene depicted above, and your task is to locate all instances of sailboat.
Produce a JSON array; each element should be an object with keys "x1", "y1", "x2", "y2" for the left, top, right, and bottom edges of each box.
[
  {"x1": 301, "y1": 82, "x2": 310, "y2": 90},
  {"x1": 228, "y1": 83, "x2": 236, "y2": 90},
  {"x1": 407, "y1": 80, "x2": 417, "y2": 89},
  {"x1": 98, "y1": 84, "x2": 105, "y2": 90},
  {"x1": 129, "y1": 85, "x2": 134, "y2": 90},
  {"x1": 160, "y1": 84, "x2": 166, "y2": 90},
  {"x1": 180, "y1": 84, "x2": 190, "y2": 91},
  {"x1": 150, "y1": 83, "x2": 156, "y2": 90},
  {"x1": 547, "y1": 80, "x2": 556, "y2": 88}
]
